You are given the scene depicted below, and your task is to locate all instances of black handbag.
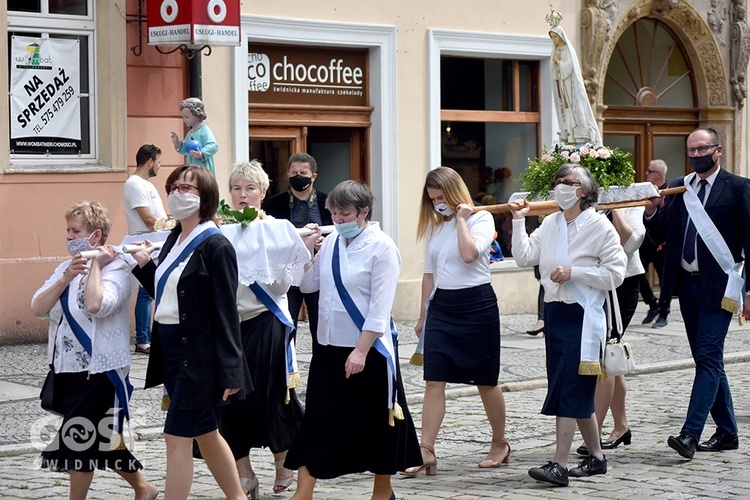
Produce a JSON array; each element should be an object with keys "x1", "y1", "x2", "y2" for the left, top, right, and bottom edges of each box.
[{"x1": 40, "y1": 367, "x2": 63, "y2": 416}]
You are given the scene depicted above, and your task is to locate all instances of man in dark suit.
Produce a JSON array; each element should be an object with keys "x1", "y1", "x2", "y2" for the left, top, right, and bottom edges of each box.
[
  {"x1": 645, "y1": 127, "x2": 750, "y2": 459},
  {"x1": 263, "y1": 152, "x2": 333, "y2": 352}
]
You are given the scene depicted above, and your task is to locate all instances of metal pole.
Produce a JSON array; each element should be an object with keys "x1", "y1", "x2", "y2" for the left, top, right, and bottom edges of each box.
[{"x1": 189, "y1": 52, "x2": 202, "y2": 99}]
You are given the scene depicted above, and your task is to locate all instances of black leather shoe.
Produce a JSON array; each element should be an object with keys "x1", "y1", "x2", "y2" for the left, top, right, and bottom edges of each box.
[
  {"x1": 601, "y1": 429, "x2": 632, "y2": 450},
  {"x1": 696, "y1": 431, "x2": 739, "y2": 452},
  {"x1": 642, "y1": 307, "x2": 659, "y2": 324},
  {"x1": 528, "y1": 461, "x2": 569, "y2": 486},
  {"x1": 569, "y1": 455, "x2": 607, "y2": 477},
  {"x1": 652, "y1": 316, "x2": 668, "y2": 328},
  {"x1": 576, "y1": 444, "x2": 589, "y2": 456},
  {"x1": 668, "y1": 433, "x2": 697, "y2": 459}
]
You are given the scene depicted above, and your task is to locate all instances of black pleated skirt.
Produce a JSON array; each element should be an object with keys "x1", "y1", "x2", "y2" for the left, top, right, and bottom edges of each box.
[
  {"x1": 41, "y1": 371, "x2": 142, "y2": 473},
  {"x1": 219, "y1": 311, "x2": 304, "y2": 456},
  {"x1": 284, "y1": 344, "x2": 421, "y2": 479},
  {"x1": 424, "y1": 283, "x2": 500, "y2": 386},
  {"x1": 541, "y1": 301, "x2": 598, "y2": 418}
]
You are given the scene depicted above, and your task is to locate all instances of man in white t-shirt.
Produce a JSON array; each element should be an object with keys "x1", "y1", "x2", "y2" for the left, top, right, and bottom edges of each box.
[{"x1": 122, "y1": 144, "x2": 167, "y2": 354}]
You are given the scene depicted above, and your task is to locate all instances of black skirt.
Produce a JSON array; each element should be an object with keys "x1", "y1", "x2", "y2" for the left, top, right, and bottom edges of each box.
[
  {"x1": 41, "y1": 371, "x2": 142, "y2": 473},
  {"x1": 424, "y1": 283, "x2": 500, "y2": 386},
  {"x1": 541, "y1": 301, "x2": 598, "y2": 418},
  {"x1": 219, "y1": 311, "x2": 304, "y2": 457},
  {"x1": 284, "y1": 344, "x2": 421, "y2": 479}
]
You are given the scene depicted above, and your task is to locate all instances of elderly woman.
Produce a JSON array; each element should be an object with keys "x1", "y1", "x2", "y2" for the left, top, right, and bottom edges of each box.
[
  {"x1": 405, "y1": 166, "x2": 509, "y2": 476},
  {"x1": 512, "y1": 164, "x2": 626, "y2": 487},
  {"x1": 170, "y1": 97, "x2": 218, "y2": 176},
  {"x1": 218, "y1": 161, "x2": 308, "y2": 497},
  {"x1": 31, "y1": 201, "x2": 157, "y2": 500},
  {"x1": 285, "y1": 180, "x2": 421, "y2": 500},
  {"x1": 131, "y1": 165, "x2": 248, "y2": 500}
]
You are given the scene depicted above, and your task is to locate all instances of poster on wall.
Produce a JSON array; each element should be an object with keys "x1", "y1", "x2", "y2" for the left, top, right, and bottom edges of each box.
[{"x1": 10, "y1": 36, "x2": 81, "y2": 154}]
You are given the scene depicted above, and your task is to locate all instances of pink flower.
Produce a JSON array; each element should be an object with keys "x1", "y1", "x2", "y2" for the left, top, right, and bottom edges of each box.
[
  {"x1": 570, "y1": 153, "x2": 581, "y2": 163},
  {"x1": 541, "y1": 154, "x2": 553, "y2": 163},
  {"x1": 580, "y1": 146, "x2": 590, "y2": 156},
  {"x1": 588, "y1": 149, "x2": 599, "y2": 159},
  {"x1": 598, "y1": 148, "x2": 611, "y2": 159},
  {"x1": 561, "y1": 151, "x2": 570, "y2": 159},
  {"x1": 546, "y1": 149, "x2": 554, "y2": 156}
]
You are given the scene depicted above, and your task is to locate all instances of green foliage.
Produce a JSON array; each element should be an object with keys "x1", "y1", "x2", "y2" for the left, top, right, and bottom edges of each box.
[
  {"x1": 518, "y1": 144, "x2": 635, "y2": 199},
  {"x1": 217, "y1": 199, "x2": 260, "y2": 228}
]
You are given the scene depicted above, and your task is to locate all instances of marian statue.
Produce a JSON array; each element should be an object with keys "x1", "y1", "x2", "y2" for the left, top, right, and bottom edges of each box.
[{"x1": 547, "y1": 7, "x2": 602, "y2": 146}]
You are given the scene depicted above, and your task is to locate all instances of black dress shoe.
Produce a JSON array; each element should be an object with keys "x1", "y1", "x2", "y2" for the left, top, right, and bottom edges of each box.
[
  {"x1": 642, "y1": 307, "x2": 659, "y2": 324},
  {"x1": 576, "y1": 444, "x2": 589, "y2": 456},
  {"x1": 528, "y1": 461, "x2": 568, "y2": 486},
  {"x1": 135, "y1": 345, "x2": 151, "y2": 355},
  {"x1": 525, "y1": 327, "x2": 544, "y2": 336},
  {"x1": 668, "y1": 433, "x2": 697, "y2": 459},
  {"x1": 696, "y1": 431, "x2": 739, "y2": 452},
  {"x1": 601, "y1": 429, "x2": 632, "y2": 450},
  {"x1": 569, "y1": 455, "x2": 607, "y2": 477}
]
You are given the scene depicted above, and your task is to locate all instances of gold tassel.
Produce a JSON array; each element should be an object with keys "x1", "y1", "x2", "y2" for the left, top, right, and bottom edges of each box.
[
  {"x1": 740, "y1": 314, "x2": 746, "y2": 326},
  {"x1": 578, "y1": 361, "x2": 601, "y2": 376},
  {"x1": 161, "y1": 395, "x2": 171, "y2": 412},
  {"x1": 109, "y1": 433, "x2": 126, "y2": 451},
  {"x1": 288, "y1": 372, "x2": 302, "y2": 389},
  {"x1": 285, "y1": 387, "x2": 290, "y2": 405},
  {"x1": 409, "y1": 353, "x2": 424, "y2": 366},
  {"x1": 721, "y1": 297, "x2": 739, "y2": 314},
  {"x1": 388, "y1": 402, "x2": 405, "y2": 427}
]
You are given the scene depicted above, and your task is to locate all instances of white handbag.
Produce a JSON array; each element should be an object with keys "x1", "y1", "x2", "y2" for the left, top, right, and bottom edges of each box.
[{"x1": 602, "y1": 273, "x2": 636, "y2": 376}]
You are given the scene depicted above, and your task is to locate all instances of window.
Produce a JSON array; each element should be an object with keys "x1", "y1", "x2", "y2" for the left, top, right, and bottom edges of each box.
[
  {"x1": 7, "y1": 0, "x2": 95, "y2": 161},
  {"x1": 440, "y1": 56, "x2": 541, "y2": 257}
]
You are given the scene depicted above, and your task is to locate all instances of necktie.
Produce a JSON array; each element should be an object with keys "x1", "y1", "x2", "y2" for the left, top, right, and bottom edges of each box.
[{"x1": 682, "y1": 179, "x2": 708, "y2": 264}]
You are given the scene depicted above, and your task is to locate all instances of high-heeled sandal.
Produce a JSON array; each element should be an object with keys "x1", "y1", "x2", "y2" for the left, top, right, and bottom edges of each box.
[
  {"x1": 401, "y1": 444, "x2": 438, "y2": 476},
  {"x1": 477, "y1": 438, "x2": 511, "y2": 468},
  {"x1": 273, "y1": 458, "x2": 295, "y2": 493},
  {"x1": 240, "y1": 474, "x2": 259, "y2": 499}
]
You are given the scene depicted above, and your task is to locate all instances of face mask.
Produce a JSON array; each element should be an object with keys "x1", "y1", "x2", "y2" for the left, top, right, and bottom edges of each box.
[
  {"x1": 67, "y1": 233, "x2": 96, "y2": 257},
  {"x1": 433, "y1": 202, "x2": 455, "y2": 217},
  {"x1": 168, "y1": 192, "x2": 201, "y2": 220},
  {"x1": 289, "y1": 174, "x2": 312, "y2": 192},
  {"x1": 335, "y1": 219, "x2": 364, "y2": 239},
  {"x1": 554, "y1": 183, "x2": 581, "y2": 211},
  {"x1": 688, "y1": 153, "x2": 716, "y2": 174}
]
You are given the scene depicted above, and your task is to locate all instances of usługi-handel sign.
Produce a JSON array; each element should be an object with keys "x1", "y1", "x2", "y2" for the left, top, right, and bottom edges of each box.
[{"x1": 10, "y1": 36, "x2": 81, "y2": 154}]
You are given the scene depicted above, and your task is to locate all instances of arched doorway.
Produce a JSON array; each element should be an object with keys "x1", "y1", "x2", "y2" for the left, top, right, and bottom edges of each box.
[{"x1": 602, "y1": 18, "x2": 698, "y2": 182}]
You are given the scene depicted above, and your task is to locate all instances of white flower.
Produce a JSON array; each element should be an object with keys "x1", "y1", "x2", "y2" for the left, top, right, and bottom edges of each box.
[
  {"x1": 561, "y1": 151, "x2": 570, "y2": 159},
  {"x1": 589, "y1": 149, "x2": 599, "y2": 159},
  {"x1": 541, "y1": 154, "x2": 553, "y2": 163},
  {"x1": 580, "y1": 146, "x2": 590, "y2": 156},
  {"x1": 570, "y1": 152, "x2": 581, "y2": 163},
  {"x1": 598, "y1": 148, "x2": 611, "y2": 159}
]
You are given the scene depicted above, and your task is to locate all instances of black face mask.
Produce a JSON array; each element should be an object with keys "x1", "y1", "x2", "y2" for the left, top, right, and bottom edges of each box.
[
  {"x1": 289, "y1": 174, "x2": 313, "y2": 192},
  {"x1": 688, "y1": 153, "x2": 716, "y2": 174}
]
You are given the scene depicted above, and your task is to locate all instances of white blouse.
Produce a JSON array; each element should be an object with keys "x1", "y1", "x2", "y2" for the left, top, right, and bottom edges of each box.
[
  {"x1": 616, "y1": 206, "x2": 646, "y2": 278},
  {"x1": 34, "y1": 256, "x2": 132, "y2": 374},
  {"x1": 512, "y1": 209, "x2": 627, "y2": 303},
  {"x1": 423, "y1": 210, "x2": 494, "y2": 289},
  {"x1": 300, "y1": 222, "x2": 401, "y2": 347}
]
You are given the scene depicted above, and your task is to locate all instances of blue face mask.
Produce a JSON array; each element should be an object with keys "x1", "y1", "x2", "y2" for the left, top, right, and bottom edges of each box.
[{"x1": 335, "y1": 219, "x2": 364, "y2": 239}]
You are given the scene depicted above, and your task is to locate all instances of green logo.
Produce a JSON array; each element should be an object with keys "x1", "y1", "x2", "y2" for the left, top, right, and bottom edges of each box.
[{"x1": 26, "y1": 44, "x2": 40, "y2": 66}]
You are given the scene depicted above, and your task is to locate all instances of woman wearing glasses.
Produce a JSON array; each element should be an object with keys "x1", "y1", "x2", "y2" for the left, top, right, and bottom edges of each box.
[
  {"x1": 512, "y1": 164, "x2": 626, "y2": 487},
  {"x1": 132, "y1": 165, "x2": 249, "y2": 500}
]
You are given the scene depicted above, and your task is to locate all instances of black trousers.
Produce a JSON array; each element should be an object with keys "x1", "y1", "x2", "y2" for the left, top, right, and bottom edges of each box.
[{"x1": 287, "y1": 286, "x2": 320, "y2": 352}]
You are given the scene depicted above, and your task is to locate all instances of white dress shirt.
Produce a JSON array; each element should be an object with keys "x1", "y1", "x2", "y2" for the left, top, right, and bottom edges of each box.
[{"x1": 682, "y1": 168, "x2": 720, "y2": 272}]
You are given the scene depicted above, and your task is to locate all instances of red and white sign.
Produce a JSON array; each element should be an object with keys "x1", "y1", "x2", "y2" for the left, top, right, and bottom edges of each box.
[{"x1": 148, "y1": 0, "x2": 241, "y2": 46}]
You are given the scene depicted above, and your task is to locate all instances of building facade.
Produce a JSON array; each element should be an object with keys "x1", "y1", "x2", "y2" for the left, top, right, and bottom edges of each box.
[{"x1": 1, "y1": 0, "x2": 748, "y2": 342}]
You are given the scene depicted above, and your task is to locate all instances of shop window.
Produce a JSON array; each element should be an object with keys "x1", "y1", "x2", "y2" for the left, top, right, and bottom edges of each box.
[
  {"x1": 8, "y1": 0, "x2": 94, "y2": 160},
  {"x1": 440, "y1": 56, "x2": 540, "y2": 257}
]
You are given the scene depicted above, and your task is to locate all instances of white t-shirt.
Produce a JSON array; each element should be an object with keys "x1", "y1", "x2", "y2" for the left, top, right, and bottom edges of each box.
[{"x1": 122, "y1": 175, "x2": 167, "y2": 234}]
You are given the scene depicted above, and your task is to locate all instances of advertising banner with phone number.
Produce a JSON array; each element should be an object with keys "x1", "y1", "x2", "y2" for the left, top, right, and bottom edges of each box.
[{"x1": 10, "y1": 36, "x2": 81, "y2": 154}]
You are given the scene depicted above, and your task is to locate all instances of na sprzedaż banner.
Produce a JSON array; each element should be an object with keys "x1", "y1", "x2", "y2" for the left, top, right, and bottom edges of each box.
[{"x1": 10, "y1": 36, "x2": 81, "y2": 154}]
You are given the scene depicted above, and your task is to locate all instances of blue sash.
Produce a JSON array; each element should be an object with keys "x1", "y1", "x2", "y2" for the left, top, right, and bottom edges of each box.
[
  {"x1": 60, "y1": 286, "x2": 133, "y2": 443},
  {"x1": 155, "y1": 227, "x2": 220, "y2": 308},
  {"x1": 247, "y1": 282, "x2": 297, "y2": 376},
  {"x1": 332, "y1": 237, "x2": 399, "y2": 407}
]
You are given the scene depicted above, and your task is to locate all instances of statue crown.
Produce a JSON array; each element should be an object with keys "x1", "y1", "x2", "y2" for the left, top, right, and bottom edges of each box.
[{"x1": 546, "y1": 4, "x2": 563, "y2": 27}]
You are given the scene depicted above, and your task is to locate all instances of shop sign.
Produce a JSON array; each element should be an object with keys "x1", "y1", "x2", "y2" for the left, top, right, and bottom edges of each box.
[
  {"x1": 10, "y1": 36, "x2": 81, "y2": 154},
  {"x1": 148, "y1": 0, "x2": 240, "y2": 46},
  {"x1": 248, "y1": 44, "x2": 367, "y2": 106}
]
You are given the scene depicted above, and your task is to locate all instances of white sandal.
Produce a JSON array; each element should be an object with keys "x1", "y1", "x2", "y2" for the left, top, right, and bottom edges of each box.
[
  {"x1": 240, "y1": 474, "x2": 259, "y2": 499},
  {"x1": 273, "y1": 459, "x2": 295, "y2": 493}
]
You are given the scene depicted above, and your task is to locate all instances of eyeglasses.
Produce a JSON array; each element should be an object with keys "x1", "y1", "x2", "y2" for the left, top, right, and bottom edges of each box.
[
  {"x1": 685, "y1": 144, "x2": 719, "y2": 156},
  {"x1": 553, "y1": 179, "x2": 582, "y2": 187},
  {"x1": 166, "y1": 183, "x2": 199, "y2": 195},
  {"x1": 646, "y1": 169, "x2": 659, "y2": 174}
]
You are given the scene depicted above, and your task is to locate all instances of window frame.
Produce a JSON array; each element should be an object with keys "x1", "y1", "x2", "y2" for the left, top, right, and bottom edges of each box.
[
  {"x1": 7, "y1": 2, "x2": 98, "y2": 166},
  {"x1": 8, "y1": 0, "x2": 92, "y2": 20}
]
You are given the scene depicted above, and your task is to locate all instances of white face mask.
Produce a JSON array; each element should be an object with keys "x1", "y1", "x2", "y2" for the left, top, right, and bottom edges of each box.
[
  {"x1": 168, "y1": 192, "x2": 201, "y2": 220},
  {"x1": 433, "y1": 202, "x2": 455, "y2": 217},
  {"x1": 554, "y1": 183, "x2": 581, "y2": 211},
  {"x1": 66, "y1": 232, "x2": 96, "y2": 257}
]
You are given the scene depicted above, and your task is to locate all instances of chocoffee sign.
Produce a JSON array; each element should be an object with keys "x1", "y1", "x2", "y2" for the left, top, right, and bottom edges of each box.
[
  {"x1": 248, "y1": 44, "x2": 367, "y2": 106},
  {"x1": 148, "y1": 0, "x2": 240, "y2": 46}
]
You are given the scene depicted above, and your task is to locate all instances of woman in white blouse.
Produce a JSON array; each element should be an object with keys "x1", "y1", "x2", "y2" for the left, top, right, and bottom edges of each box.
[
  {"x1": 31, "y1": 201, "x2": 157, "y2": 500},
  {"x1": 405, "y1": 167, "x2": 509, "y2": 476},
  {"x1": 285, "y1": 180, "x2": 420, "y2": 500},
  {"x1": 512, "y1": 164, "x2": 627, "y2": 487}
]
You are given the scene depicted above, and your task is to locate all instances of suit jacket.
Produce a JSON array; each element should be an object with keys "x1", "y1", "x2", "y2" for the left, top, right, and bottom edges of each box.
[
  {"x1": 133, "y1": 225, "x2": 251, "y2": 410},
  {"x1": 263, "y1": 189, "x2": 333, "y2": 227},
  {"x1": 645, "y1": 168, "x2": 750, "y2": 309}
]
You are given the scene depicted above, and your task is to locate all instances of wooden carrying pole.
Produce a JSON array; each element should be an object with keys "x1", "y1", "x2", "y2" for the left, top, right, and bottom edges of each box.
[{"x1": 473, "y1": 186, "x2": 687, "y2": 217}]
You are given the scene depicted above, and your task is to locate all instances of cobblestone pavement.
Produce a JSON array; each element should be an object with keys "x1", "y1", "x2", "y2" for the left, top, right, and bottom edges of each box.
[{"x1": 1, "y1": 299, "x2": 750, "y2": 498}]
